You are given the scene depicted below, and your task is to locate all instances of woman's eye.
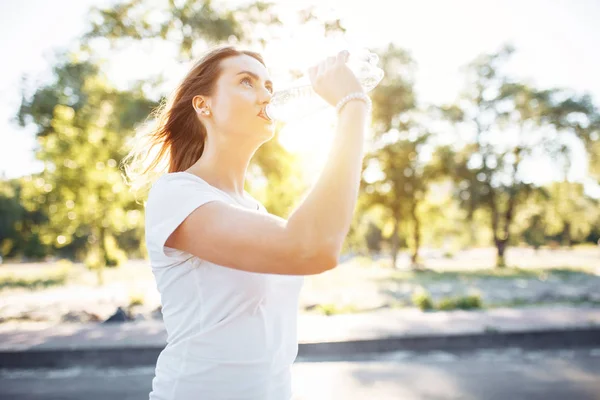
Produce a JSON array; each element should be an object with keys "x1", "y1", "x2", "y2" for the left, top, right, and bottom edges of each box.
[
  {"x1": 241, "y1": 77, "x2": 273, "y2": 93},
  {"x1": 241, "y1": 77, "x2": 253, "y2": 87}
]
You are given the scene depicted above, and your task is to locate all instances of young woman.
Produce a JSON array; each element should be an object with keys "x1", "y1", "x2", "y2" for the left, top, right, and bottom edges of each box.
[{"x1": 126, "y1": 45, "x2": 371, "y2": 399}]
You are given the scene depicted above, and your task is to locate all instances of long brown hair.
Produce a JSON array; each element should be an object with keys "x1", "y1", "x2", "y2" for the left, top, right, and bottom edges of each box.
[{"x1": 121, "y1": 45, "x2": 266, "y2": 199}]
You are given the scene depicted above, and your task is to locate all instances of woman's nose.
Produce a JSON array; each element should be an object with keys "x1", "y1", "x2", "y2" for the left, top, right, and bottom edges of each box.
[{"x1": 259, "y1": 87, "x2": 272, "y2": 103}]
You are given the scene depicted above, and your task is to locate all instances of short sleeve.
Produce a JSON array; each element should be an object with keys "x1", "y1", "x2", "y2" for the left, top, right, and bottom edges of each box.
[{"x1": 144, "y1": 174, "x2": 226, "y2": 264}]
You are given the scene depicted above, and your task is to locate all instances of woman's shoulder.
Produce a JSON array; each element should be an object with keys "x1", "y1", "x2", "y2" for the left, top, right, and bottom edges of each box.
[
  {"x1": 147, "y1": 172, "x2": 220, "y2": 203},
  {"x1": 150, "y1": 171, "x2": 267, "y2": 212},
  {"x1": 152, "y1": 171, "x2": 210, "y2": 189},
  {"x1": 145, "y1": 172, "x2": 232, "y2": 223}
]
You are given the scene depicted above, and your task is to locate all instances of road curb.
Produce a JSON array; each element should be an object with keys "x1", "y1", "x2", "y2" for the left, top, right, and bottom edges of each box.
[
  {"x1": 2, "y1": 326, "x2": 599, "y2": 369},
  {"x1": 297, "y1": 327, "x2": 600, "y2": 360}
]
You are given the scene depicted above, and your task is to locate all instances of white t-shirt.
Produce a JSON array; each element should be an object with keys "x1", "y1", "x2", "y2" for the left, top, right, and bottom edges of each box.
[{"x1": 144, "y1": 171, "x2": 305, "y2": 400}]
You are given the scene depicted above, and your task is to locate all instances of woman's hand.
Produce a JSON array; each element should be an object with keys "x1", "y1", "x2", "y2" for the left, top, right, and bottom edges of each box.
[{"x1": 307, "y1": 50, "x2": 364, "y2": 107}]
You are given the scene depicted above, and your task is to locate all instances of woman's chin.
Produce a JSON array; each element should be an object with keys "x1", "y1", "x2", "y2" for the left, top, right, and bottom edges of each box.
[
  {"x1": 258, "y1": 126, "x2": 275, "y2": 142},
  {"x1": 262, "y1": 128, "x2": 276, "y2": 140}
]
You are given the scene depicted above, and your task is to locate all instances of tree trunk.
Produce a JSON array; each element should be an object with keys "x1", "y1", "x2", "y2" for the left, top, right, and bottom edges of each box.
[
  {"x1": 562, "y1": 221, "x2": 572, "y2": 248},
  {"x1": 489, "y1": 203, "x2": 505, "y2": 268},
  {"x1": 96, "y1": 225, "x2": 106, "y2": 286},
  {"x1": 496, "y1": 239, "x2": 507, "y2": 268},
  {"x1": 410, "y1": 201, "x2": 421, "y2": 269},
  {"x1": 496, "y1": 148, "x2": 520, "y2": 268},
  {"x1": 390, "y1": 219, "x2": 400, "y2": 269},
  {"x1": 467, "y1": 210, "x2": 477, "y2": 247}
]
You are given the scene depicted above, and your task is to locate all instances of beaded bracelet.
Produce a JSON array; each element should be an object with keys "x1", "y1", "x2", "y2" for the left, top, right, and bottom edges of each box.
[{"x1": 335, "y1": 92, "x2": 372, "y2": 115}]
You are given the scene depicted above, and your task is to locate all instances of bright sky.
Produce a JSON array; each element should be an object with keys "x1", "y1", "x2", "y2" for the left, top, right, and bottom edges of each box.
[{"x1": 1, "y1": 0, "x2": 599, "y2": 195}]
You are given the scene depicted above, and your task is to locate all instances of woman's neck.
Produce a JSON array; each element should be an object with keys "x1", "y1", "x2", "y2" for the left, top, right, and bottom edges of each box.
[{"x1": 186, "y1": 151, "x2": 254, "y2": 199}]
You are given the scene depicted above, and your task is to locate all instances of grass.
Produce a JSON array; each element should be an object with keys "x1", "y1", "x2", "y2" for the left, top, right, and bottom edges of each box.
[
  {"x1": 383, "y1": 266, "x2": 595, "y2": 285},
  {"x1": 0, "y1": 260, "x2": 73, "y2": 290},
  {"x1": 1, "y1": 253, "x2": 598, "y2": 319},
  {"x1": 571, "y1": 243, "x2": 599, "y2": 250},
  {"x1": 490, "y1": 296, "x2": 600, "y2": 309},
  {"x1": 303, "y1": 296, "x2": 600, "y2": 316},
  {"x1": 0, "y1": 273, "x2": 69, "y2": 290},
  {"x1": 0, "y1": 259, "x2": 155, "y2": 292}
]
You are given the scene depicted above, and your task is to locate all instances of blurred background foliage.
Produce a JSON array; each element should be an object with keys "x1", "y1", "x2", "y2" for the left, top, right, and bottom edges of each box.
[{"x1": 1, "y1": 0, "x2": 599, "y2": 285}]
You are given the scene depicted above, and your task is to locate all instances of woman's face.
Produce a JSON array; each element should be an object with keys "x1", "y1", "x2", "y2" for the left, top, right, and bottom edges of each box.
[{"x1": 199, "y1": 54, "x2": 275, "y2": 143}]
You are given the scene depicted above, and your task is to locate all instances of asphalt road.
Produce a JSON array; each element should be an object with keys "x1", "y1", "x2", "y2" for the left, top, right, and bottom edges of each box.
[{"x1": 1, "y1": 347, "x2": 599, "y2": 400}]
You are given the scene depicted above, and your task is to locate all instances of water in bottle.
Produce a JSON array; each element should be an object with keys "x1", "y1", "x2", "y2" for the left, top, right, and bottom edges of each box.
[{"x1": 265, "y1": 49, "x2": 385, "y2": 124}]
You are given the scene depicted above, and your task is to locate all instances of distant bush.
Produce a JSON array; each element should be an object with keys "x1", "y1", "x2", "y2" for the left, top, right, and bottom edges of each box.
[
  {"x1": 128, "y1": 292, "x2": 145, "y2": 307},
  {"x1": 412, "y1": 287, "x2": 434, "y2": 311},
  {"x1": 442, "y1": 250, "x2": 455, "y2": 259},
  {"x1": 314, "y1": 303, "x2": 358, "y2": 316},
  {"x1": 438, "y1": 293, "x2": 483, "y2": 311},
  {"x1": 411, "y1": 287, "x2": 483, "y2": 312},
  {"x1": 437, "y1": 297, "x2": 457, "y2": 311}
]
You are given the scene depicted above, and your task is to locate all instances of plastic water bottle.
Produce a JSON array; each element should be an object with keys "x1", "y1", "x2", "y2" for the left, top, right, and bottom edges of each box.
[{"x1": 265, "y1": 49, "x2": 384, "y2": 123}]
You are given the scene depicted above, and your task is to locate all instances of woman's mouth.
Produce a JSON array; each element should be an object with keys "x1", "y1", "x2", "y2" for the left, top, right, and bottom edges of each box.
[{"x1": 257, "y1": 109, "x2": 272, "y2": 123}]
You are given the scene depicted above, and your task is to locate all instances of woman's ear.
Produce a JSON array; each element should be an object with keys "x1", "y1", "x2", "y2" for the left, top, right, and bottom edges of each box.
[{"x1": 193, "y1": 95, "x2": 211, "y2": 116}]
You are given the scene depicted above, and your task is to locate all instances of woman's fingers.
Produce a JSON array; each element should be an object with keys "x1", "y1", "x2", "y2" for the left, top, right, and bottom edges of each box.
[{"x1": 336, "y1": 50, "x2": 350, "y2": 65}]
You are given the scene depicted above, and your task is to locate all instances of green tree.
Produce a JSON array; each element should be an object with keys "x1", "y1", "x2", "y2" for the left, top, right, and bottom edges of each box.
[
  {"x1": 0, "y1": 180, "x2": 49, "y2": 260},
  {"x1": 522, "y1": 213, "x2": 546, "y2": 251},
  {"x1": 249, "y1": 129, "x2": 307, "y2": 218},
  {"x1": 436, "y1": 44, "x2": 599, "y2": 267},
  {"x1": 361, "y1": 44, "x2": 440, "y2": 268},
  {"x1": 17, "y1": 59, "x2": 154, "y2": 283},
  {"x1": 544, "y1": 181, "x2": 600, "y2": 246}
]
